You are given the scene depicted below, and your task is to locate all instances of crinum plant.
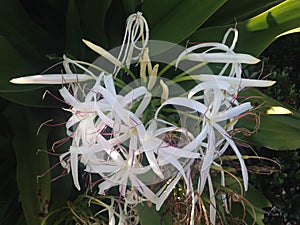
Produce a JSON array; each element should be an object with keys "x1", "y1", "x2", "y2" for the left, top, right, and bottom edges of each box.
[{"x1": 10, "y1": 12, "x2": 277, "y2": 225}]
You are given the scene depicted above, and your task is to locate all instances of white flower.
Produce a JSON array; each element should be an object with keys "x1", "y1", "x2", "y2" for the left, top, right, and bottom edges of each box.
[
  {"x1": 176, "y1": 28, "x2": 260, "y2": 78},
  {"x1": 9, "y1": 13, "x2": 277, "y2": 225},
  {"x1": 155, "y1": 91, "x2": 251, "y2": 193}
]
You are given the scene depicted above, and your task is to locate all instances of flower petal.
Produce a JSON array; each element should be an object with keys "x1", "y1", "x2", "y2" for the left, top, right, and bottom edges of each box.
[
  {"x1": 10, "y1": 74, "x2": 93, "y2": 84},
  {"x1": 186, "y1": 52, "x2": 260, "y2": 64},
  {"x1": 191, "y1": 75, "x2": 276, "y2": 87}
]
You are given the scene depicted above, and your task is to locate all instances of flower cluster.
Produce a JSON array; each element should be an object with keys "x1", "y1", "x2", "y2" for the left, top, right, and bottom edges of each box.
[{"x1": 11, "y1": 12, "x2": 275, "y2": 225}]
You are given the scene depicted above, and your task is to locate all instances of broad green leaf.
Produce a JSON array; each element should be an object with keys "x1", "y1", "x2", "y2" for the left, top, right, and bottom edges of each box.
[
  {"x1": 0, "y1": 162, "x2": 20, "y2": 224},
  {"x1": 65, "y1": 0, "x2": 84, "y2": 59},
  {"x1": 143, "y1": 0, "x2": 227, "y2": 44},
  {"x1": 80, "y1": 0, "x2": 112, "y2": 60},
  {"x1": 136, "y1": 204, "x2": 168, "y2": 225},
  {"x1": 105, "y1": 0, "x2": 127, "y2": 48},
  {"x1": 226, "y1": 177, "x2": 271, "y2": 225},
  {"x1": 47, "y1": 124, "x2": 73, "y2": 210},
  {"x1": 237, "y1": 88, "x2": 300, "y2": 150},
  {"x1": 0, "y1": 37, "x2": 45, "y2": 92},
  {"x1": 188, "y1": 0, "x2": 300, "y2": 56},
  {"x1": 142, "y1": 0, "x2": 182, "y2": 26},
  {"x1": 6, "y1": 106, "x2": 51, "y2": 225},
  {"x1": 277, "y1": 26, "x2": 300, "y2": 37},
  {"x1": 122, "y1": 0, "x2": 138, "y2": 18},
  {"x1": 203, "y1": 0, "x2": 283, "y2": 26},
  {"x1": 244, "y1": 185, "x2": 272, "y2": 225},
  {"x1": 0, "y1": 87, "x2": 64, "y2": 108},
  {"x1": 0, "y1": 0, "x2": 57, "y2": 63}
]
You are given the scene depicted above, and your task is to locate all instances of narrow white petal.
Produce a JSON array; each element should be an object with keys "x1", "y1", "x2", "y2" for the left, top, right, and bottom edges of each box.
[
  {"x1": 188, "y1": 80, "x2": 231, "y2": 98},
  {"x1": 215, "y1": 102, "x2": 252, "y2": 122},
  {"x1": 186, "y1": 52, "x2": 260, "y2": 64},
  {"x1": 213, "y1": 122, "x2": 248, "y2": 191},
  {"x1": 183, "y1": 126, "x2": 208, "y2": 152},
  {"x1": 208, "y1": 175, "x2": 216, "y2": 225},
  {"x1": 130, "y1": 176, "x2": 158, "y2": 203},
  {"x1": 104, "y1": 74, "x2": 117, "y2": 96},
  {"x1": 176, "y1": 42, "x2": 230, "y2": 67},
  {"x1": 10, "y1": 74, "x2": 93, "y2": 84},
  {"x1": 191, "y1": 75, "x2": 276, "y2": 87},
  {"x1": 155, "y1": 97, "x2": 207, "y2": 119},
  {"x1": 199, "y1": 126, "x2": 215, "y2": 194},
  {"x1": 70, "y1": 153, "x2": 80, "y2": 190},
  {"x1": 155, "y1": 174, "x2": 181, "y2": 210},
  {"x1": 122, "y1": 86, "x2": 151, "y2": 117},
  {"x1": 59, "y1": 86, "x2": 78, "y2": 106}
]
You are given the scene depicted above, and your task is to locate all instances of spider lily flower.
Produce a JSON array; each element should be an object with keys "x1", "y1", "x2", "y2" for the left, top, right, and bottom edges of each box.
[
  {"x1": 9, "y1": 8, "x2": 278, "y2": 224},
  {"x1": 58, "y1": 73, "x2": 154, "y2": 190},
  {"x1": 155, "y1": 93, "x2": 251, "y2": 194},
  {"x1": 176, "y1": 28, "x2": 260, "y2": 78}
]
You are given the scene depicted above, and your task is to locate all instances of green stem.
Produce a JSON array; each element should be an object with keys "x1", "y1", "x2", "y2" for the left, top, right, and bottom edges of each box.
[{"x1": 172, "y1": 61, "x2": 208, "y2": 83}]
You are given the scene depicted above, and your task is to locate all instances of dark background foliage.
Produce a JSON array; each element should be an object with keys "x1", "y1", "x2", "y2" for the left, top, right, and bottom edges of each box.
[{"x1": 255, "y1": 33, "x2": 300, "y2": 225}]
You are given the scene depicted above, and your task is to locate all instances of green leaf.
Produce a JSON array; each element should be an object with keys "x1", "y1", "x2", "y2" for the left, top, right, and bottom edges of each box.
[
  {"x1": 244, "y1": 185, "x2": 272, "y2": 225},
  {"x1": 0, "y1": 0, "x2": 57, "y2": 63},
  {"x1": 188, "y1": 0, "x2": 300, "y2": 56},
  {"x1": 65, "y1": 0, "x2": 84, "y2": 59},
  {"x1": 0, "y1": 87, "x2": 64, "y2": 108},
  {"x1": 143, "y1": 0, "x2": 227, "y2": 44},
  {"x1": 5, "y1": 106, "x2": 51, "y2": 225},
  {"x1": 80, "y1": 0, "x2": 112, "y2": 60},
  {"x1": 122, "y1": 0, "x2": 139, "y2": 15},
  {"x1": 0, "y1": 37, "x2": 60, "y2": 107},
  {"x1": 237, "y1": 88, "x2": 300, "y2": 150},
  {"x1": 226, "y1": 177, "x2": 271, "y2": 225},
  {"x1": 0, "y1": 36, "x2": 44, "y2": 93},
  {"x1": 136, "y1": 204, "x2": 168, "y2": 225},
  {"x1": 105, "y1": 0, "x2": 127, "y2": 48},
  {"x1": 203, "y1": 0, "x2": 283, "y2": 26}
]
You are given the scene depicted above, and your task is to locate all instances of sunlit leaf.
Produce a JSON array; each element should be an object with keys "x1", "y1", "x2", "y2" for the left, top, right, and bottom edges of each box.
[
  {"x1": 265, "y1": 106, "x2": 293, "y2": 115},
  {"x1": 188, "y1": 0, "x2": 300, "y2": 56},
  {"x1": 203, "y1": 0, "x2": 283, "y2": 26},
  {"x1": 238, "y1": 88, "x2": 300, "y2": 150}
]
